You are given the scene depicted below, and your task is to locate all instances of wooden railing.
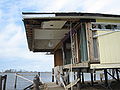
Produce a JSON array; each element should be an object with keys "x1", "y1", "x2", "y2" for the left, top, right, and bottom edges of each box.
[
  {"x1": 0, "y1": 75, "x2": 7, "y2": 90},
  {"x1": 14, "y1": 72, "x2": 42, "y2": 90}
]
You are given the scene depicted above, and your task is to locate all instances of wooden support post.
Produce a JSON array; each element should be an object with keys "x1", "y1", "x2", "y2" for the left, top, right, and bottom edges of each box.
[
  {"x1": 91, "y1": 73, "x2": 94, "y2": 86},
  {"x1": 14, "y1": 74, "x2": 17, "y2": 89},
  {"x1": 0, "y1": 75, "x2": 2, "y2": 90},
  {"x1": 81, "y1": 72, "x2": 84, "y2": 84},
  {"x1": 116, "y1": 69, "x2": 119, "y2": 81},
  {"x1": 77, "y1": 69, "x2": 81, "y2": 90},
  {"x1": 94, "y1": 71, "x2": 96, "y2": 81},
  {"x1": 3, "y1": 75, "x2": 7, "y2": 90},
  {"x1": 104, "y1": 69, "x2": 108, "y2": 87},
  {"x1": 52, "y1": 69, "x2": 54, "y2": 82}
]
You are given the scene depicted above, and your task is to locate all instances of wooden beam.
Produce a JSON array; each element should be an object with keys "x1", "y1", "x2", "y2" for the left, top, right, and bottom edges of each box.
[
  {"x1": 86, "y1": 23, "x2": 94, "y2": 61},
  {"x1": 64, "y1": 62, "x2": 89, "y2": 69},
  {"x1": 66, "y1": 78, "x2": 80, "y2": 89}
]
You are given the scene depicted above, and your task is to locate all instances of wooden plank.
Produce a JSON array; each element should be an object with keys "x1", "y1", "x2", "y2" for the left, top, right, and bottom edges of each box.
[
  {"x1": 90, "y1": 63, "x2": 120, "y2": 69},
  {"x1": 86, "y1": 23, "x2": 94, "y2": 61},
  {"x1": 64, "y1": 62, "x2": 89, "y2": 69},
  {"x1": 66, "y1": 78, "x2": 80, "y2": 89},
  {"x1": 54, "y1": 49, "x2": 63, "y2": 66}
]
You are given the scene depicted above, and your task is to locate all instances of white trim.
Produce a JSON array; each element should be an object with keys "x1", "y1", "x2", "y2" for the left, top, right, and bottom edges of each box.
[{"x1": 90, "y1": 63, "x2": 120, "y2": 69}]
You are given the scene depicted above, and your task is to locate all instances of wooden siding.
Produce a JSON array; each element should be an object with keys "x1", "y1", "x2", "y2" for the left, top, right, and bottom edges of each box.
[{"x1": 54, "y1": 49, "x2": 63, "y2": 67}]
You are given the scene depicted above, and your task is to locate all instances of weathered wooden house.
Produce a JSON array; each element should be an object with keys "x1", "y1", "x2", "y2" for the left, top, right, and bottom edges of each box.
[{"x1": 23, "y1": 12, "x2": 120, "y2": 89}]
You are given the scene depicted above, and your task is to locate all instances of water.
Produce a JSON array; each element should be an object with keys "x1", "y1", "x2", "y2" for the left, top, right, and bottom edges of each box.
[
  {"x1": 0, "y1": 72, "x2": 52, "y2": 90},
  {"x1": 0, "y1": 71, "x2": 119, "y2": 90}
]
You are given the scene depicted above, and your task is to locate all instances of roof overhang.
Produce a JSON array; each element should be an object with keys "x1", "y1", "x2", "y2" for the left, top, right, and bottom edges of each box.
[{"x1": 22, "y1": 12, "x2": 120, "y2": 52}]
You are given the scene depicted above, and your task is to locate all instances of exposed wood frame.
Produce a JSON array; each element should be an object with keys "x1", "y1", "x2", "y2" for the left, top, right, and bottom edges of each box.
[{"x1": 86, "y1": 23, "x2": 94, "y2": 62}]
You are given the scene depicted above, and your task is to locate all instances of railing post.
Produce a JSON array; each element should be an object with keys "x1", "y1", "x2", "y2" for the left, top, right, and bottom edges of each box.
[{"x1": 0, "y1": 75, "x2": 2, "y2": 90}]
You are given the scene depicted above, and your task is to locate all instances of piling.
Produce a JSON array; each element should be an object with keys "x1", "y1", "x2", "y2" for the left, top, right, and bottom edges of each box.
[
  {"x1": 91, "y1": 73, "x2": 94, "y2": 86},
  {"x1": 77, "y1": 69, "x2": 81, "y2": 90},
  {"x1": 3, "y1": 75, "x2": 7, "y2": 90},
  {"x1": 0, "y1": 75, "x2": 2, "y2": 90},
  {"x1": 104, "y1": 69, "x2": 108, "y2": 87},
  {"x1": 14, "y1": 74, "x2": 17, "y2": 89},
  {"x1": 81, "y1": 72, "x2": 84, "y2": 84}
]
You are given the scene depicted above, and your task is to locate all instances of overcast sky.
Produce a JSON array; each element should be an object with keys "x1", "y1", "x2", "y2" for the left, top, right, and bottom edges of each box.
[{"x1": 0, "y1": 0, "x2": 120, "y2": 72}]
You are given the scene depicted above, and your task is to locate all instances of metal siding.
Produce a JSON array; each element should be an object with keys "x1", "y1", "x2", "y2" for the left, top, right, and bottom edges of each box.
[{"x1": 97, "y1": 31, "x2": 120, "y2": 63}]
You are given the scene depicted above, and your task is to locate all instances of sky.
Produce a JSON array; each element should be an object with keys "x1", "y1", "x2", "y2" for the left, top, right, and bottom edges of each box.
[{"x1": 0, "y1": 0, "x2": 120, "y2": 72}]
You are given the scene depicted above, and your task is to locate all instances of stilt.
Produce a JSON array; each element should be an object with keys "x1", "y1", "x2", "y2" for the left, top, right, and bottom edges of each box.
[
  {"x1": 81, "y1": 72, "x2": 84, "y2": 84},
  {"x1": 112, "y1": 69, "x2": 115, "y2": 79},
  {"x1": 77, "y1": 69, "x2": 81, "y2": 90},
  {"x1": 116, "y1": 69, "x2": 119, "y2": 81},
  {"x1": 52, "y1": 69, "x2": 54, "y2": 82},
  {"x1": 104, "y1": 69, "x2": 108, "y2": 87},
  {"x1": 94, "y1": 71, "x2": 96, "y2": 81},
  {"x1": 91, "y1": 73, "x2": 94, "y2": 86},
  {"x1": 0, "y1": 75, "x2": 2, "y2": 90}
]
